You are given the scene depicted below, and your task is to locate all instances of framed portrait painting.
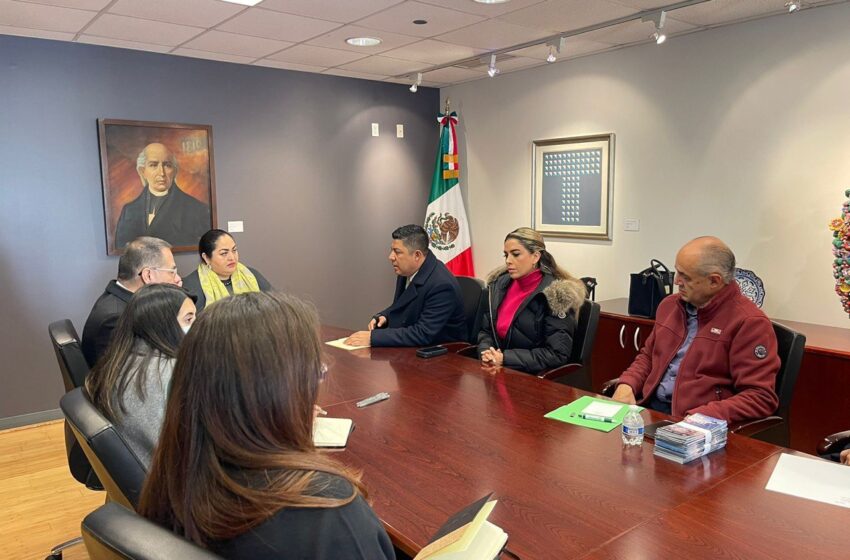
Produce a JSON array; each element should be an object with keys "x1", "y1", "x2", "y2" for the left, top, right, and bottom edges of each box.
[
  {"x1": 98, "y1": 119, "x2": 217, "y2": 255},
  {"x1": 531, "y1": 133, "x2": 614, "y2": 240}
]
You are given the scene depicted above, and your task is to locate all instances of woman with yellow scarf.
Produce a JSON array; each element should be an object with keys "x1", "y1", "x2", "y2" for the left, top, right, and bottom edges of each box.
[{"x1": 182, "y1": 229, "x2": 273, "y2": 311}]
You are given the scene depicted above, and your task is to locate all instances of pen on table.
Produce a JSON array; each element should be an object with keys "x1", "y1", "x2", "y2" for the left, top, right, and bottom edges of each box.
[
  {"x1": 315, "y1": 405, "x2": 328, "y2": 416},
  {"x1": 356, "y1": 392, "x2": 390, "y2": 408},
  {"x1": 579, "y1": 413, "x2": 616, "y2": 423}
]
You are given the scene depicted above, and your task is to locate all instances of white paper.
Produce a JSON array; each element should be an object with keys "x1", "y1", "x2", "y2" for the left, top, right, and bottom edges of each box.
[
  {"x1": 325, "y1": 337, "x2": 368, "y2": 351},
  {"x1": 581, "y1": 401, "x2": 623, "y2": 419},
  {"x1": 313, "y1": 417, "x2": 353, "y2": 448},
  {"x1": 426, "y1": 522, "x2": 508, "y2": 560},
  {"x1": 765, "y1": 453, "x2": 850, "y2": 509}
]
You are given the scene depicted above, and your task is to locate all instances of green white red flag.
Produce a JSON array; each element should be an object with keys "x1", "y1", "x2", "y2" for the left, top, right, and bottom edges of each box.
[{"x1": 424, "y1": 111, "x2": 474, "y2": 276}]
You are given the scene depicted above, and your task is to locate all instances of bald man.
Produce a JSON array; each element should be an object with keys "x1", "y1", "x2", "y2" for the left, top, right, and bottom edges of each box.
[
  {"x1": 612, "y1": 237, "x2": 779, "y2": 424},
  {"x1": 115, "y1": 142, "x2": 211, "y2": 248}
]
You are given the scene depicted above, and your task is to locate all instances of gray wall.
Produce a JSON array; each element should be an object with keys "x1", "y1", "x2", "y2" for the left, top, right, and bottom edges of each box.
[{"x1": 0, "y1": 35, "x2": 438, "y2": 420}]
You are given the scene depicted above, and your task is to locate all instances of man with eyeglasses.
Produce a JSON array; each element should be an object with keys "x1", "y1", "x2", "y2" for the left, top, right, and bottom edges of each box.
[{"x1": 82, "y1": 236, "x2": 182, "y2": 367}]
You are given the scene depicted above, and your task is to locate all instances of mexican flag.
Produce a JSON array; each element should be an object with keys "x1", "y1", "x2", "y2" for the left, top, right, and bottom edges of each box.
[{"x1": 425, "y1": 111, "x2": 474, "y2": 276}]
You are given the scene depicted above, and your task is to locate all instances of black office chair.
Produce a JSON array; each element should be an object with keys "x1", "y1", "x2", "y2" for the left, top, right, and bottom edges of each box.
[
  {"x1": 60, "y1": 388, "x2": 147, "y2": 511},
  {"x1": 82, "y1": 502, "x2": 224, "y2": 560},
  {"x1": 538, "y1": 300, "x2": 601, "y2": 390},
  {"x1": 601, "y1": 322, "x2": 805, "y2": 447},
  {"x1": 47, "y1": 319, "x2": 101, "y2": 560},
  {"x1": 818, "y1": 429, "x2": 850, "y2": 461},
  {"x1": 581, "y1": 277, "x2": 598, "y2": 302},
  {"x1": 455, "y1": 275, "x2": 486, "y2": 344}
]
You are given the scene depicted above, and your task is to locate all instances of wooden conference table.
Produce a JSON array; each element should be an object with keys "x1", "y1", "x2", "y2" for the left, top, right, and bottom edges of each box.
[{"x1": 318, "y1": 326, "x2": 850, "y2": 560}]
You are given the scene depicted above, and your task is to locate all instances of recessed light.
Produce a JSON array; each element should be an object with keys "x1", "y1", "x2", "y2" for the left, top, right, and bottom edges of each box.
[
  {"x1": 413, "y1": 19, "x2": 428, "y2": 25},
  {"x1": 220, "y1": 0, "x2": 263, "y2": 6},
  {"x1": 474, "y1": 0, "x2": 511, "y2": 4},
  {"x1": 346, "y1": 37, "x2": 382, "y2": 47}
]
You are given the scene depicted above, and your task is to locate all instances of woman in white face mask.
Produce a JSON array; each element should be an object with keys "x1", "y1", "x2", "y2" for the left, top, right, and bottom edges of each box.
[{"x1": 85, "y1": 283, "x2": 196, "y2": 468}]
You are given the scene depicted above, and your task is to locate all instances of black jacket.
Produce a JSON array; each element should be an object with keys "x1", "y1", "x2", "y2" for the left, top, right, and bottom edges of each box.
[
  {"x1": 371, "y1": 251, "x2": 466, "y2": 347},
  {"x1": 81, "y1": 280, "x2": 134, "y2": 367},
  {"x1": 477, "y1": 268, "x2": 584, "y2": 374},
  {"x1": 182, "y1": 265, "x2": 273, "y2": 312},
  {"x1": 115, "y1": 184, "x2": 211, "y2": 249}
]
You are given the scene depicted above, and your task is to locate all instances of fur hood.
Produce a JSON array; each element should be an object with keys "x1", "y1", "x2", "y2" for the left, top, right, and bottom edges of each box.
[{"x1": 485, "y1": 266, "x2": 586, "y2": 317}]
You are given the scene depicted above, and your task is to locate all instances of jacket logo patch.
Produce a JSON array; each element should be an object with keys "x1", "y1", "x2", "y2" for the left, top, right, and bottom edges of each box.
[
  {"x1": 710, "y1": 327, "x2": 722, "y2": 335},
  {"x1": 557, "y1": 311, "x2": 566, "y2": 319},
  {"x1": 754, "y1": 345, "x2": 767, "y2": 359}
]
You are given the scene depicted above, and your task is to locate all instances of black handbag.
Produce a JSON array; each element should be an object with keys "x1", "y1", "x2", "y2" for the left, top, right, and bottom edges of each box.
[{"x1": 628, "y1": 259, "x2": 675, "y2": 318}]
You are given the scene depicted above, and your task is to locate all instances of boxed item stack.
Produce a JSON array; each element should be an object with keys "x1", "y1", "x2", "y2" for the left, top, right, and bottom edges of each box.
[{"x1": 653, "y1": 413, "x2": 728, "y2": 463}]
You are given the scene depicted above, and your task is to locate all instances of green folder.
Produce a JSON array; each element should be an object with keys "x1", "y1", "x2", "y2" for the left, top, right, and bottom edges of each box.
[{"x1": 544, "y1": 396, "x2": 643, "y2": 433}]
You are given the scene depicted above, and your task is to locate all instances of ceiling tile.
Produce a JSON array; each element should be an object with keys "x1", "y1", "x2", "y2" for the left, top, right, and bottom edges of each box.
[
  {"x1": 670, "y1": 0, "x2": 794, "y2": 27},
  {"x1": 492, "y1": 55, "x2": 544, "y2": 72},
  {"x1": 0, "y1": 0, "x2": 97, "y2": 33},
  {"x1": 267, "y1": 44, "x2": 367, "y2": 66},
  {"x1": 306, "y1": 24, "x2": 420, "y2": 54},
  {"x1": 435, "y1": 19, "x2": 550, "y2": 50},
  {"x1": 418, "y1": 0, "x2": 547, "y2": 17},
  {"x1": 83, "y1": 13, "x2": 203, "y2": 46},
  {"x1": 384, "y1": 75, "x2": 440, "y2": 87},
  {"x1": 497, "y1": 0, "x2": 638, "y2": 33},
  {"x1": 108, "y1": 0, "x2": 243, "y2": 28},
  {"x1": 17, "y1": 0, "x2": 111, "y2": 9},
  {"x1": 380, "y1": 39, "x2": 485, "y2": 65},
  {"x1": 607, "y1": 0, "x2": 676, "y2": 9},
  {"x1": 182, "y1": 30, "x2": 293, "y2": 57},
  {"x1": 172, "y1": 48, "x2": 257, "y2": 64},
  {"x1": 259, "y1": 0, "x2": 405, "y2": 24},
  {"x1": 76, "y1": 34, "x2": 173, "y2": 52},
  {"x1": 422, "y1": 65, "x2": 484, "y2": 84},
  {"x1": 581, "y1": 16, "x2": 697, "y2": 45},
  {"x1": 217, "y1": 7, "x2": 340, "y2": 43},
  {"x1": 337, "y1": 54, "x2": 427, "y2": 75},
  {"x1": 253, "y1": 59, "x2": 328, "y2": 73},
  {"x1": 322, "y1": 67, "x2": 387, "y2": 81},
  {"x1": 510, "y1": 36, "x2": 610, "y2": 60},
  {"x1": 356, "y1": 1, "x2": 485, "y2": 38},
  {"x1": 0, "y1": 23, "x2": 74, "y2": 40}
]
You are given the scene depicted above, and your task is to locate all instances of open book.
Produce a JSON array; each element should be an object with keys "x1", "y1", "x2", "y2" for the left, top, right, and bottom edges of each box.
[
  {"x1": 313, "y1": 417, "x2": 354, "y2": 448},
  {"x1": 413, "y1": 494, "x2": 508, "y2": 560}
]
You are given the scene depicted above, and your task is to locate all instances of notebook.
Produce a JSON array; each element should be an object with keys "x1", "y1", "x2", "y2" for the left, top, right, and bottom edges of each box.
[
  {"x1": 313, "y1": 417, "x2": 354, "y2": 448},
  {"x1": 413, "y1": 494, "x2": 508, "y2": 560}
]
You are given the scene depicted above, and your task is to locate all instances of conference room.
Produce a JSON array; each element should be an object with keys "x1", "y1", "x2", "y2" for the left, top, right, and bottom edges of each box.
[{"x1": 3, "y1": 0, "x2": 850, "y2": 558}]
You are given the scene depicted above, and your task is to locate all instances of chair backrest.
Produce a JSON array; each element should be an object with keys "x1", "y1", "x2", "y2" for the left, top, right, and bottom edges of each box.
[
  {"x1": 456, "y1": 276, "x2": 486, "y2": 344},
  {"x1": 772, "y1": 321, "x2": 806, "y2": 420},
  {"x1": 82, "y1": 502, "x2": 224, "y2": 560},
  {"x1": 569, "y1": 299, "x2": 601, "y2": 366},
  {"x1": 49, "y1": 319, "x2": 90, "y2": 392},
  {"x1": 60, "y1": 388, "x2": 147, "y2": 510}
]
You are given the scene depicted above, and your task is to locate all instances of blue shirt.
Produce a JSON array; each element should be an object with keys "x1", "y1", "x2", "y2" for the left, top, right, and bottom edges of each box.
[{"x1": 654, "y1": 303, "x2": 699, "y2": 404}]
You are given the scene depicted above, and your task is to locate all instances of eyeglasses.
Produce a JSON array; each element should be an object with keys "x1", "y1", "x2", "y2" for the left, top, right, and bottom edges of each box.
[{"x1": 140, "y1": 266, "x2": 180, "y2": 278}]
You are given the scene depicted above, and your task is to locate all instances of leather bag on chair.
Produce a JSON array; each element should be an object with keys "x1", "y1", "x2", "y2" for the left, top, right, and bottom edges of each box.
[{"x1": 628, "y1": 259, "x2": 675, "y2": 319}]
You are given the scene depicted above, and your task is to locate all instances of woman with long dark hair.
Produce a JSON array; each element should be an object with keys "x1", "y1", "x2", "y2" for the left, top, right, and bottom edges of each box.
[
  {"x1": 181, "y1": 229, "x2": 272, "y2": 311},
  {"x1": 477, "y1": 227, "x2": 586, "y2": 374},
  {"x1": 84, "y1": 283, "x2": 196, "y2": 467},
  {"x1": 139, "y1": 292, "x2": 394, "y2": 559}
]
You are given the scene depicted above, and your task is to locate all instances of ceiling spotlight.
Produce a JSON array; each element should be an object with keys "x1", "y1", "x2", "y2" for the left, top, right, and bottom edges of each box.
[
  {"x1": 487, "y1": 54, "x2": 500, "y2": 78},
  {"x1": 409, "y1": 72, "x2": 422, "y2": 93},
  {"x1": 785, "y1": 1, "x2": 800, "y2": 12},
  {"x1": 345, "y1": 37, "x2": 382, "y2": 47},
  {"x1": 643, "y1": 10, "x2": 667, "y2": 45},
  {"x1": 545, "y1": 36, "x2": 565, "y2": 63}
]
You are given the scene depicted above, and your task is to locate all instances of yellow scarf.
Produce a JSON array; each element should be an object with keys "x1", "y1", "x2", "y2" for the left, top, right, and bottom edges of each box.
[{"x1": 197, "y1": 262, "x2": 260, "y2": 304}]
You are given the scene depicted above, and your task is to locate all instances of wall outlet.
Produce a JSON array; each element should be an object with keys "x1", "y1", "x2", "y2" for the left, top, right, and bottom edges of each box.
[
  {"x1": 624, "y1": 218, "x2": 640, "y2": 232},
  {"x1": 371, "y1": 123, "x2": 379, "y2": 136},
  {"x1": 396, "y1": 124, "x2": 404, "y2": 138},
  {"x1": 227, "y1": 220, "x2": 244, "y2": 233}
]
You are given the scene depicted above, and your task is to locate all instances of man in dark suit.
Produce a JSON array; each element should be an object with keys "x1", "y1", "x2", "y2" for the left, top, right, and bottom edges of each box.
[
  {"x1": 114, "y1": 143, "x2": 211, "y2": 248},
  {"x1": 81, "y1": 236, "x2": 182, "y2": 367},
  {"x1": 346, "y1": 225, "x2": 466, "y2": 348}
]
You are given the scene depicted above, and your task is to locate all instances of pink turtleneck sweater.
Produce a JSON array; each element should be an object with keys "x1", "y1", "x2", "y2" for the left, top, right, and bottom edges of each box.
[{"x1": 496, "y1": 269, "x2": 543, "y2": 340}]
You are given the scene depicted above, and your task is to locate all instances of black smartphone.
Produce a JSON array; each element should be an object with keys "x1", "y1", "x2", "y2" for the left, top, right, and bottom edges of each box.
[
  {"x1": 416, "y1": 346, "x2": 449, "y2": 358},
  {"x1": 644, "y1": 420, "x2": 674, "y2": 440}
]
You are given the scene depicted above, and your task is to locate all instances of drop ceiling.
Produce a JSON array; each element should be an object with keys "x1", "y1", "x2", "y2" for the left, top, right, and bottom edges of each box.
[{"x1": 0, "y1": 0, "x2": 845, "y2": 86}]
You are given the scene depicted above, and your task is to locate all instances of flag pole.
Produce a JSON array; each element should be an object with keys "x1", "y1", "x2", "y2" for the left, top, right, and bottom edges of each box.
[{"x1": 444, "y1": 97, "x2": 450, "y2": 115}]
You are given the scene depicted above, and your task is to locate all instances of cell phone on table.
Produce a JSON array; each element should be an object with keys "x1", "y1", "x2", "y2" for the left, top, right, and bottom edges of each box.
[
  {"x1": 416, "y1": 345, "x2": 449, "y2": 358},
  {"x1": 644, "y1": 420, "x2": 674, "y2": 440}
]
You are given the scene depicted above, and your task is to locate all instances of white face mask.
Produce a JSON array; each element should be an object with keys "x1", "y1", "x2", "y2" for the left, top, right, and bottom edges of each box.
[{"x1": 181, "y1": 323, "x2": 191, "y2": 334}]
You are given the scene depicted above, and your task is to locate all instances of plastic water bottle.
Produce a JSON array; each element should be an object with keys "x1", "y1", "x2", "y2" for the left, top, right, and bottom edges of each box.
[{"x1": 622, "y1": 405, "x2": 644, "y2": 446}]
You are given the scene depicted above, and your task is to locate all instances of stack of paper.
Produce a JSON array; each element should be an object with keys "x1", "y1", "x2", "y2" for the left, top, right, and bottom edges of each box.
[
  {"x1": 653, "y1": 413, "x2": 727, "y2": 464},
  {"x1": 313, "y1": 417, "x2": 354, "y2": 448}
]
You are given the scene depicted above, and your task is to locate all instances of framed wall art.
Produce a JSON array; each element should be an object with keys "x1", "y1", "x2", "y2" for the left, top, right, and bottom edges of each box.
[
  {"x1": 98, "y1": 119, "x2": 217, "y2": 255},
  {"x1": 531, "y1": 133, "x2": 614, "y2": 240}
]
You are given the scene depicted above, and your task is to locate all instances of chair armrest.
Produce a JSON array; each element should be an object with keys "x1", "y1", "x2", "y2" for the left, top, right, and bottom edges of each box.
[
  {"x1": 537, "y1": 363, "x2": 581, "y2": 380},
  {"x1": 729, "y1": 416, "x2": 782, "y2": 437},
  {"x1": 817, "y1": 430, "x2": 850, "y2": 457},
  {"x1": 601, "y1": 378, "x2": 620, "y2": 398}
]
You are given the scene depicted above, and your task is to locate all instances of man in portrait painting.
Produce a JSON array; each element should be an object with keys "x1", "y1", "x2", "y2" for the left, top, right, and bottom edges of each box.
[{"x1": 114, "y1": 142, "x2": 211, "y2": 248}]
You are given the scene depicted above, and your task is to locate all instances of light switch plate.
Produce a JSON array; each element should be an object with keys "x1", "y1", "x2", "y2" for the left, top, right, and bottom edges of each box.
[
  {"x1": 371, "y1": 123, "x2": 379, "y2": 136},
  {"x1": 396, "y1": 124, "x2": 404, "y2": 138},
  {"x1": 624, "y1": 218, "x2": 640, "y2": 232},
  {"x1": 227, "y1": 220, "x2": 244, "y2": 233}
]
